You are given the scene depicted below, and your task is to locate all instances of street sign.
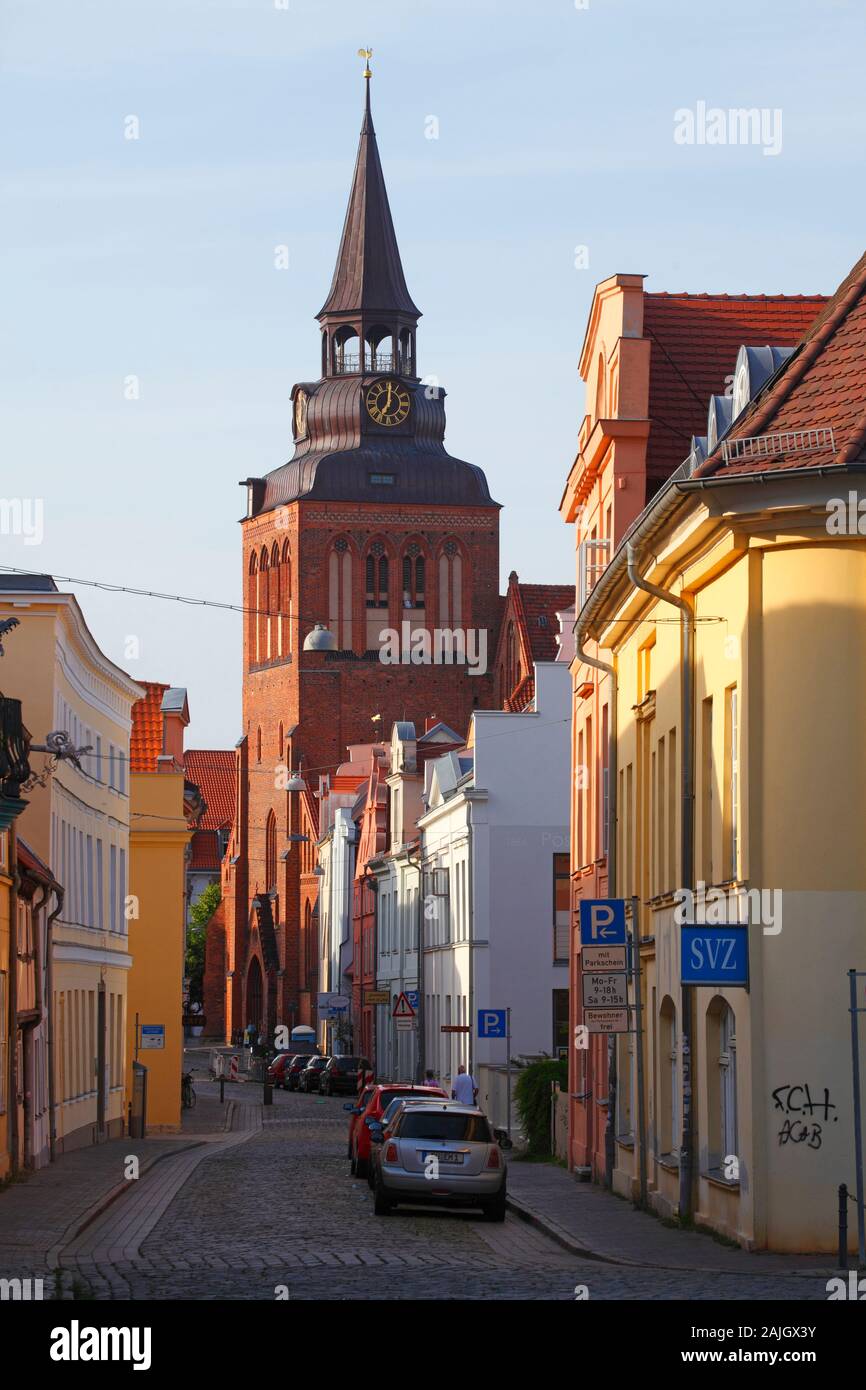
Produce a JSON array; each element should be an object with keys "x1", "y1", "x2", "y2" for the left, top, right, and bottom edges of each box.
[
  {"x1": 405, "y1": 990, "x2": 420, "y2": 1011},
  {"x1": 395, "y1": 1018, "x2": 416, "y2": 1031},
  {"x1": 584, "y1": 1008, "x2": 628, "y2": 1034},
  {"x1": 681, "y1": 926, "x2": 749, "y2": 986},
  {"x1": 579, "y1": 898, "x2": 627, "y2": 947},
  {"x1": 392, "y1": 992, "x2": 416, "y2": 1019},
  {"x1": 317, "y1": 991, "x2": 349, "y2": 1019},
  {"x1": 440, "y1": 1024, "x2": 470, "y2": 1033},
  {"x1": 478, "y1": 1009, "x2": 507, "y2": 1039},
  {"x1": 140, "y1": 1024, "x2": 165, "y2": 1051},
  {"x1": 582, "y1": 972, "x2": 628, "y2": 1009},
  {"x1": 582, "y1": 944, "x2": 627, "y2": 973},
  {"x1": 364, "y1": 990, "x2": 390, "y2": 1006}
]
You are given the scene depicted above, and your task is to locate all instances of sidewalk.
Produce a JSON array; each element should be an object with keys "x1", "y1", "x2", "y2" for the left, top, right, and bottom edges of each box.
[
  {"x1": 0, "y1": 1090, "x2": 235, "y2": 1273},
  {"x1": 506, "y1": 1161, "x2": 839, "y2": 1277}
]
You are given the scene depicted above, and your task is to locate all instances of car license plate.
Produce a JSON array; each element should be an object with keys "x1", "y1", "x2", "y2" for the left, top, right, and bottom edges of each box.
[{"x1": 420, "y1": 1150, "x2": 462, "y2": 1165}]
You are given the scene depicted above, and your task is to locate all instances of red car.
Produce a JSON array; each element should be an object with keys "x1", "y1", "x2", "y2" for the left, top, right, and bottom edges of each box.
[{"x1": 347, "y1": 1083, "x2": 447, "y2": 1179}]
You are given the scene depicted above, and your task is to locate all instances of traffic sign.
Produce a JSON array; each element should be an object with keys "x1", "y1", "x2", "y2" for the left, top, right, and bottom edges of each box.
[
  {"x1": 317, "y1": 991, "x2": 349, "y2": 1019},
  {"x1": 681, "y1": 926, "x2": 749, "y2": 986},
  {"x1": 440, "y1": 1024, "x2": 470, "y2": 1033},
  {"x1": 405, "y1": 990, "x2": 419, "y2": 1010},
  {"x1": 579, "y1": 898, "x2": 627, "y2": 947},
  {"x1": 140, "y1": 1024, "x2": 165, "y2": 1050},
  {"x1": 582, "y1": 973, "x2": 628, "y2": 1009},
  {"x1": 584, "y1": 1008, "x2": 629, "y2": 1034},
  {"x1": 582, "y1": 945, "x2": 627, "y2": 973},
  {"x1": 392, "y1": 992, "x2": 416, "y2": 1019},
  {"x1": 478, "y1": 1009, "x2": 507, "y2": 1039},
  {"x1": 395, "y1": 1018, "x2": 416, "y2": 1031}
]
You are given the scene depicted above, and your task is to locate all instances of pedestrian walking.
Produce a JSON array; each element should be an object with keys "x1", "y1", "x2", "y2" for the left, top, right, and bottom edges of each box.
[
  {"x1": 423, "y1": 1069, "x2": 438, "y2": 1088},
  {"x1": 451, "y1": 1064, "x2": 478, "y2": 1106}
]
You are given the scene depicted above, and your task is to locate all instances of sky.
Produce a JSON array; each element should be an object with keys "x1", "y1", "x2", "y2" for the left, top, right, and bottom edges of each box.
[{"x1": 2, "y1": 0, "x2": 864, "y2": 747}]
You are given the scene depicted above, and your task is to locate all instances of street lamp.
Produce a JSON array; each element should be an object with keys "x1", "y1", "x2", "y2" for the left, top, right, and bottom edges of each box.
[{"x1": 303, "y1": 623, "x2": 337, "y2": 652}]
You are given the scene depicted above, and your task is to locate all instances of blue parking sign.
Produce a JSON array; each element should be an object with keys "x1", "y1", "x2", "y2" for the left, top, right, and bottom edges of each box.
[
  {"x1": 579, "y1": 899, "x2": 627, "y2": 947},
  {"x1": 477, "y1": 1009, "x2": 507, "y2": 1039}
]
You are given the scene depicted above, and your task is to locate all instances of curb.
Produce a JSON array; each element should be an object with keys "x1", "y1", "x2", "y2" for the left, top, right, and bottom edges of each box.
[
  {"x1": 45, "y1": 1141, "x2": 207, "y2": 1269},
  {"x1": 505, "y1": 1194, "x2": 838, "y2": 1280}
]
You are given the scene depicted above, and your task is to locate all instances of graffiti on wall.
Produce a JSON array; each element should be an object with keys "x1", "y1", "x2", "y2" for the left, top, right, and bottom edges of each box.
[{"x1": 772, "y1": 1083, "x2": 837, "y2": 1150}]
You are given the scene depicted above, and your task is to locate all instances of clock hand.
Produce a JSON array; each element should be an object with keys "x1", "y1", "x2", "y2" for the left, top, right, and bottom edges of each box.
[{"x1": 385, "y1": 382, "x2": 393, "y2": 411}]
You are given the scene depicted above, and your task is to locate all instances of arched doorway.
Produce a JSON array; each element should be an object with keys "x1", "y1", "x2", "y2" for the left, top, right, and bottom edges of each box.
[{"x1": 246, "y1": 957, "x2": 263, "y2": 1033}]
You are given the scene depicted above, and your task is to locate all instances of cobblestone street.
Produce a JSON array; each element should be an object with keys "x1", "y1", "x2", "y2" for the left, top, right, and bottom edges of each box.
[{"x1": 0, "y1": 1074, "x2": 835, "y2": 1301}]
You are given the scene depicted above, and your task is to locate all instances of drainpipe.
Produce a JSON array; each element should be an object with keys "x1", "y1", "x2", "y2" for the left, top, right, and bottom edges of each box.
[
  {"x1": 46, "y1": 885, "x2": 64, "y2": 1164},
  {"x1": 626, "y1": 542, "x2": 696, "y2": 1223},
  {"x1": 21, "y1": 878, "x2": 49, "y2": 1170},
  {"x1": 574, "y1": 630, "x2": 618, "y2": 1189}
]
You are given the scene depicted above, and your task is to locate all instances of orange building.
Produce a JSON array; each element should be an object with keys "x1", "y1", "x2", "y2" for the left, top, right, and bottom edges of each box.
[{"x1": 559, "y1": 277, "x2": 826, "y2": 1182}]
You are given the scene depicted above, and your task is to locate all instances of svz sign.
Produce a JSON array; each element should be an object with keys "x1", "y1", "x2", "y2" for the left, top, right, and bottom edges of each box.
[{"x1": 681, "y1": 926, "x2": 749, "y2": 986}]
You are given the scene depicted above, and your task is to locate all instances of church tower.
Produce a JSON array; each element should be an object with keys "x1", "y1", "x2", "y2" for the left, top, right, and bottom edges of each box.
[{"x1": 224, "y1": 59, "x2": 500, "y2": 1043}]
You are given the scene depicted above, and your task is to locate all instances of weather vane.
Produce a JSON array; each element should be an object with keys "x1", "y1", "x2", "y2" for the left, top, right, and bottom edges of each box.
[{"x1": 358, "y1": 47, "x2": 373, "y2": 80}]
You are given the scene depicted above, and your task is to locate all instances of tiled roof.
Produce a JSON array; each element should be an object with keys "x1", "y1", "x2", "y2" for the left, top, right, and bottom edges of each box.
[
  {"x1": 695, "y1": 252, "x2": 866, "y2": 478},
  {"x1": 183, "y1": 750, "x2": 235, "y2": 829},
  {"x1": 130, "y1": 682, "x2": 169, "y2": 773},
  {"x1": 189, "y1": 829, "x2": 223, "y2": 872},
  {"x1": 516, "y1": 584, "x2": 576, "y2": 662},
  {"x1": 644, "y1": 293, "x2": 827, "y2": 485}
]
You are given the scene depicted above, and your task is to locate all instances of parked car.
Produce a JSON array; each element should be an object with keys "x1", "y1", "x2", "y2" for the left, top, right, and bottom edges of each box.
[
  {"x1": 344, "y1": 1083, "x2": 377, "y2": 1159},
  {"x1": 367, "y1": 1097, "x2": 463, "y2": 1189},
  {"x1": 284, "y1": 1054, "x2": 316, "y2": 1091},
  {"x1": 370, "y1": 1103, "x2": 507, "y2": 1220},
  {"x1": 319, "y1": 1056, "x2": 371, "y2": 1097},
  {"x1": 298, "y1": 1055, "x2": 331, "y2": 1093},
  {"x1": 347, "y1": 1083, "x2": 447, "y2": 1179},
  {"x1": 266, "y1": 1052, "x2": 301, "y2": 1090}
]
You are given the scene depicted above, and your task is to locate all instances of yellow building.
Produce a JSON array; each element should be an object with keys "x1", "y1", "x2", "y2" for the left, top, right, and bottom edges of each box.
[
  {"x1": 572, "y1": 251, "x2": 866, "y2": 1252},
  {"x1": 126, "y1": 684, "x2": 195, "y2": 1132},
  {"x1": 0, "y1": 577, "x2": 143, "y2": 1152}
]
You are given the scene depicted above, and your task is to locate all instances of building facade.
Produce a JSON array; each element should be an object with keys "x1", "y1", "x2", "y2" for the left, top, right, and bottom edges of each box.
[
  {"x1": 560, "y1": 277, "x2": 828, "y2": 1184},
  {"x1": 126, "y1": 685, "x2": 195, "y2": 1132},
  {"x1": 570, "y1": 253, "x2": 866, "y2": 1251},
  {"x1": 0, "y1": 577, "x2": 143, "y2": 1152}
]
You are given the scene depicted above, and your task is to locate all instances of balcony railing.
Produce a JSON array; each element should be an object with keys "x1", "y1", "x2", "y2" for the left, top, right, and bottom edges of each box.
[{"x1": 332, "y1": 353, "x2": 414, "y2": 376}]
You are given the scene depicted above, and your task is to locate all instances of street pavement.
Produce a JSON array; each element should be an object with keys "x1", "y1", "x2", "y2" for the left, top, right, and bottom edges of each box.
[{"x1": 0, "y1": 1061, "x2": 838, "y2": 1301}]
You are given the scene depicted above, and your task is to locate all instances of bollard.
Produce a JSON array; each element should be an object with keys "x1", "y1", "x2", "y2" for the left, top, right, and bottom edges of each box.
[
  {"x1": 219, "y1": 1076, "x2": 225, "y2": 1104},
  {"x1": 839, "y1": 1183, "x2": 848, "y2": 1270},
  {"x1": 263, "y1": 1080, "x2": 273, "y2": 1107}
]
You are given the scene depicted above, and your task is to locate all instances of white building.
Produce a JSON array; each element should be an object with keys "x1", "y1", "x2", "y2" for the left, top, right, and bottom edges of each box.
[
  {"x1": 418, "y1": 662, "x2": 571, "y2": 1112},
  {"x1": 368, "y1": 721, "x2": 464, "y2": 1082}
]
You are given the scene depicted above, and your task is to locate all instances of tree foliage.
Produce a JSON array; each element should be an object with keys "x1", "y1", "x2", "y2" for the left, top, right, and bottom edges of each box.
[
  {"x1": 513, "y1": 1058, "x2": 568, "y2": 1155},
  {"x1": 186, "y1": 882, "x2": 222, "y2": 1005}
]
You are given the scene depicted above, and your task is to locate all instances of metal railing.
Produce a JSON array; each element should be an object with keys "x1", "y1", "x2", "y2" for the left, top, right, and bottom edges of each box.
[{"x1": 332, "y1": 353, "x2": 413, "y2": 376}]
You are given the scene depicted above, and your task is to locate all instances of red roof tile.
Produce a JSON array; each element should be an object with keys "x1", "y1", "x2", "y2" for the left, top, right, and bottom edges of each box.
[
  {"x1": 516, "y1": 584, "x2": 575, "y2": 662},
  {"x1": 696, "y1": 253, "x2": 866, "y2": 478},
  {"x1": 130, "y1": 682, "x2": 169, "y2": 773},
  {"x1": 189, "y1": 829, "x2": 223, "y2": 872},
  {"x1": 183, "y1": 749, "x2": 236, "y2": 829},
  {"x1": 644, "y1": 293, "x2": 827, "y2": 485}
]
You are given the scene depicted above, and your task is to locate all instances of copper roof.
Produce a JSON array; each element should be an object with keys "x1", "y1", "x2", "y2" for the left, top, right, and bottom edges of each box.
[{"x1": 318, "y1": 83, "x2": 420, "y2": 321}]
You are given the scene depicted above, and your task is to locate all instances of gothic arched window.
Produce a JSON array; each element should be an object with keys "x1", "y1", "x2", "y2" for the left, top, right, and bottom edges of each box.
[
  {"x1": 328, "y1": 537, "x2": 353, "y2": 649},
  {"x1": 438, "y1": 539, "x2": 463, "y2": 627},
  {"x1": 247, "y1": 551, "x2": 259, "y2": 666},
  {"x1": 265, "y1": 810, "x2": 277, "y2": 892},
  {"x1": 258, "y1": 547, "x2": 270, "y2": 661},
  {"x1": 365, "y1": 541, "x2": 389, "y2": 608},
  {"x1": 402, "y1": 543, "x2": 425, "y2": 609}
]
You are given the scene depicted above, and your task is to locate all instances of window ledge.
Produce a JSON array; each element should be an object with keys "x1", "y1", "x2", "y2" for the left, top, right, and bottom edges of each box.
[
  {"x1": 704, "y1": 1167, "x2": 740, "y2": 1192},
  {"x1": 615, "y1": 1134, "x2": 635, "y2": 1150},
  {"x1": 658, "y1": 1151, "x2": 680, "y2": 1172}
]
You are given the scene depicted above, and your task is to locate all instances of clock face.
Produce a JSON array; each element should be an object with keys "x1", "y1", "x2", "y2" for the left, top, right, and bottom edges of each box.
[
  {"x1": 293, "y1": 390, "x2": 308, "y2": 440},
  {"x1": 365, "y1": 378, "x2": 410, "y2": 427}
]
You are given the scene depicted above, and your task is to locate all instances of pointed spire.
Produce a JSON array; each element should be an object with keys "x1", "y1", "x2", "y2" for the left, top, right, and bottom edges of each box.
[{"x1": 317, "y1": 58, "x2": 421, "y2": 321}]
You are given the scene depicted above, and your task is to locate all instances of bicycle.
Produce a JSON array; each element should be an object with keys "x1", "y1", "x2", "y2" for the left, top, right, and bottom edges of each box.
[{"x1": 181, "y1": 1071, "x2": 196, "y2": 1109}]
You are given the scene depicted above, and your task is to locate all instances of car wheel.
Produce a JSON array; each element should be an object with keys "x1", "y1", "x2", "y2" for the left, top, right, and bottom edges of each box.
[
  {"x1": 373, "y1": 1180, "x2": 393, "y2": 1216},
  {"x1": 355, "y1": 1154, "x2": 369, "y2": 1180},
  {"x1": 481, "y1": 1192, "x2": 507, "y2": 1223},
  {"x1": 367, "y1": 1165, "x2": 375, "y2": 1191},
  {"x1": 350, "y1": 1152, "x2": 357, "y2": 1175}
]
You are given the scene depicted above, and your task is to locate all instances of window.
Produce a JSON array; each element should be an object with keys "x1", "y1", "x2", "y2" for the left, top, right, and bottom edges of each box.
[
  {"x1": 265, "y1": 811, "x2": 277, "y2": 891},
  {"x1": 656, "y1": 735, "x2": 665, "y2": 896},
  {"x1": 668, "y1": 727, "x2": 677, "y2": 889},
  {"x1": 706, "y1": 999, "x2": 738, "y2": 1177},
  {"x1": 369, "y1": 473, "x2": 396, "y2": 485},
  {"x1": 96, "y1": 840, "x2": 104, "y2": 929},
  {"x1": 720, "y1": 1005, "x2": 738, "y2": 1163},
  {"x1": 401, "y1": 547, "x2": 425, "y2": 609},
  {"x1": 365, "y1": 546, "x2": 389, "y2": 608},
  {"x1": 438, "y1": 541, "x2": 463, "y2": 626},
  {"x1": 725, "y1": 686, "x2": 739, "y2": 881},
  {"x1": 553, "y1": 989, "x2": 569, "y2": 1058},
  {"x1": 95, "y1": 736, "x2": 103, "y2": 783},
  {"x1": 110, "y1": 845, "x2": 117, "y2": 932},
  {"x1": 658, "y1": 997, "x2": 678, "y2": 1157},
  {"x1": 86, "y1": 835, "x2": 94, "y2": 927},
  {"x1": 601, "y1": 705, "x2": 610, "y2": 856},
  {"x1": 702, "y1": 697, "x2": 714, "y2": 883},
  {"x1": 328, "y1": 539, "x2": 354, "y2": 650},
  {"x1": 119, "y1": 848, "x2": 126, "y2": 931},
  {"x1": 109, "y1": 746, "x2": 116, "y2": 790},
  {"x1": 578, "y1": 538, "x2": 611, "y2": 608},
  {"x1": 553, "y1": 854, "x2": 569, "y2": 962}
]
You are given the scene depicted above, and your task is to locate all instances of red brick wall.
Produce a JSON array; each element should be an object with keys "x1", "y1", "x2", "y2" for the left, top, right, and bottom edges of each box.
[{"x1": 202, "y1": 902, "x2": 226, "y2": 1039}]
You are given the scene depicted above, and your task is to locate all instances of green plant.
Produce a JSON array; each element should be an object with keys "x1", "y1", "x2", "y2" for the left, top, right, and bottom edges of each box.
[
  {"x1": 513, "y1": 1058, "x2": 567, "y2": 1155},
  {"x1": 186, "y1": 882, "x2": 221, "y2": 1005}
]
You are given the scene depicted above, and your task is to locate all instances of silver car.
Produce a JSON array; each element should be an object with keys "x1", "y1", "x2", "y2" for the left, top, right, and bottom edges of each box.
[{"x1": 370, "y1": 1102, "x2": 507, "y2": 1221}]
